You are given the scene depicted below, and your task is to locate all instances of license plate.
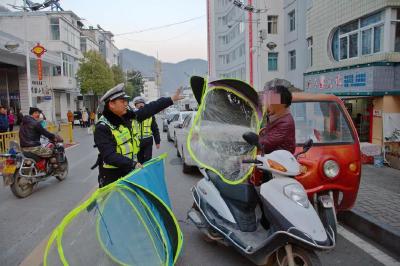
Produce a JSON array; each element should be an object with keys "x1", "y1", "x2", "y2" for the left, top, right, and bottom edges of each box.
[{"x1": 3, "y1": 165, "x2": 16, "y2": 175}]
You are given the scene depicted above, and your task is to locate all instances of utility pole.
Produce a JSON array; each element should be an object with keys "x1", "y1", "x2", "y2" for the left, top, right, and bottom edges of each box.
[{"x1": 23, "y1": 0, "x2": 33, "y2": 107}]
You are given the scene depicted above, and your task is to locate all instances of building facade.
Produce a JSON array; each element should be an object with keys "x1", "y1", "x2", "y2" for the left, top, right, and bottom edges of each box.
[
  {"x1": 142, "y1": 77, "x2": 160, "y2": 103},
  {"x1": 208, "y1": 0, "x2": 308, "y2": 91},
  {"x1": 0, "y1": 11, "x2": 84, "y2": 121},
  {"x1": 304, "y1": 1, "x2": 400, "y2": 145},
  {"x1": 1, "y1": 30, "x2": 61, "y2": 121}
]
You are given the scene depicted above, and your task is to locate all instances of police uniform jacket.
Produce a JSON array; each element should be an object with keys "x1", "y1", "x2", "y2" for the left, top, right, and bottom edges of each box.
[{"x1": 94, "y1": 97, "x2": 172, "y2": 179}]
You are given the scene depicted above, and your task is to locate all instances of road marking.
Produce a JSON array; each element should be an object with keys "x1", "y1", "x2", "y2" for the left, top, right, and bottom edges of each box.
[{"x1": 338, "y1": 225, "x2": 400, "y2": 266}]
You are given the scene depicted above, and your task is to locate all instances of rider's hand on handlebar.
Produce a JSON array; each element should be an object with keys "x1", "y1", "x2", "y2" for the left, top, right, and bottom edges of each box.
[{"x1": 54, "y1": 135, "x2": 63, "y2": 143}]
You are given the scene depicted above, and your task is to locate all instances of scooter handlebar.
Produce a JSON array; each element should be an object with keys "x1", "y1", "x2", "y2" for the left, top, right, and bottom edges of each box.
[{"x1": 242, "y1": 159, "x2": 262, "y2": 164}]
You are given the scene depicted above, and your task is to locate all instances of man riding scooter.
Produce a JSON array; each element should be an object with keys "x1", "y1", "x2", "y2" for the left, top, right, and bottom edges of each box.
[{"x1": 19, "y1": 107, "x2": 62, "y2": 159}]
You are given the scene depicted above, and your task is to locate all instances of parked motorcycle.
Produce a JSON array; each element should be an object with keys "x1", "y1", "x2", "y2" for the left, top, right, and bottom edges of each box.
[
  {"x1": 1, "y1": 139, "x2": 68, "y2": 198},
  {"x1": 188, "y1": 132, "x2": 335, "y2": 266}
]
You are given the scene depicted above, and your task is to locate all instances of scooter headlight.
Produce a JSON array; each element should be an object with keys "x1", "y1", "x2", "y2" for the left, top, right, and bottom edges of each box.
[
  {"x1": 323, "y1": 160, "x2": 339, "y2": 179},
  {"x1": 283, "y1": 184, "x2": 309, "y2": 208}
]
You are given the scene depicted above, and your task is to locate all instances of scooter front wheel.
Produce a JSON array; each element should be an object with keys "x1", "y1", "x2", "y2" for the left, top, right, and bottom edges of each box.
[
  {"x1": 275, "y1": 246, "x2": 321, "y2": 266},
  {"x1": 10, "y1": 172, "x2": 34, "y2": 198},
  {"x1": 55, "y1": 157, "x2": 69, "y2": 181}
]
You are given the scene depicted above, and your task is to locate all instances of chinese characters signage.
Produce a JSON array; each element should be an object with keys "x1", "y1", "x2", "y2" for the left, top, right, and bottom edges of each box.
[{"x1": 31, "y1": 43, "x2": 47, "y2": 81}]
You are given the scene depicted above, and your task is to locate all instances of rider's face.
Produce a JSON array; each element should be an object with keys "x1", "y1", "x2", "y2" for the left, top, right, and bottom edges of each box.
[
  {"x1": 31, "y1": 111, "x2": 40, "y2": 120},
  {"x1": 109, "y1": 98, "x2": 128, "y2": 117}
]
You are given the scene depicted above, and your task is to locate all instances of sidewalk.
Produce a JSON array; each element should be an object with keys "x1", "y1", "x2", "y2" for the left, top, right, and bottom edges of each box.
[{"x1": 338, "y1": 164, "x2": 400, "y2": 255}]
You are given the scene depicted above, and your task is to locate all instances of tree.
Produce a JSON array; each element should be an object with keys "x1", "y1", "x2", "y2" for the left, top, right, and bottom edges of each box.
[
  {"x1": 77, "y1": 51, "x2": 114, "y2": 95},
  {"x1": 111, "y1": 65, "x2": 125, "y2": 85},
  {"x1": 126, "y1": 70, "x2": 144, "y2": 98}
]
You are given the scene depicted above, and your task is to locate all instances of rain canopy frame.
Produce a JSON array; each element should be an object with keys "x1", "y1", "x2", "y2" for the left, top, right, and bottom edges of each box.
[
  {"x1": 44, "y1": 153, "x2": 183, "y2": 266},
  {"x1": 187, "y1": 78, "x2": 263, "y2": 184}
]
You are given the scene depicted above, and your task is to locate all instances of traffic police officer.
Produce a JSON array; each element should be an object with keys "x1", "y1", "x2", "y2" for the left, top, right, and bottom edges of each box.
[
  {"x1": 94, "y1": 83, "x2": 183, "y2": 187},
  {"x1": 133, "y1": 96, "x2": 161, "y2": 164}
]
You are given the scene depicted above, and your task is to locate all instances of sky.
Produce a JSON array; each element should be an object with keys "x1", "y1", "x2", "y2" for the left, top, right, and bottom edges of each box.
[{"x1": 0, "y1": 0, "x2": 207, "y2": 63}]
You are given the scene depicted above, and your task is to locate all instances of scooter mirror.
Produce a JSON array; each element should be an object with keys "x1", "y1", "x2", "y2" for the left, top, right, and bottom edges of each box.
[
  {"x1": 242, "y1": 132, "x2": 260, "y2": 147},
  {"x1": 303, "y1": 139, "x2": 313, "y2": 152}
]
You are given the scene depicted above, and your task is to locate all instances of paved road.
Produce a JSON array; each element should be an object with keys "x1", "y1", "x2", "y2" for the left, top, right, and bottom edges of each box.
[{"x1": 0, "y1": 126, "x2": 398, "y2": 265}]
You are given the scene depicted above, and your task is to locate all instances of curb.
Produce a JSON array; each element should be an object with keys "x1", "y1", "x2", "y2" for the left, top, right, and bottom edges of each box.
[{"x1": 338, "y1": 209, "x2": 400, "y2": 255}]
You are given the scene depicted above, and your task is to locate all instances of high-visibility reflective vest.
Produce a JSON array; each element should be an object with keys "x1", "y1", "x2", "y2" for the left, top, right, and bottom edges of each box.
[
  {"x1": 97, "y1": 116, "x2": 140, "y2": 169},
  {"x1": 134, "y1": 117, "x2": 153, "y2": 139}
]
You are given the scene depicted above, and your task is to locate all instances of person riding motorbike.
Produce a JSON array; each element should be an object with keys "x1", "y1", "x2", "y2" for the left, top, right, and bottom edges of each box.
[
  {"x1": 19, "y1": 107, "x2": 62, "y2": 158},
  {"x1": 94, "y1": 84, "x2": 184, "y2": 188},
  {"x1": 259, "y1": 79, "x2": 295, "y2": 155}
]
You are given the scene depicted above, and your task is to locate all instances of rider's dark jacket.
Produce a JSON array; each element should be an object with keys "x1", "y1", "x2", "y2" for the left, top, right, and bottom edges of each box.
[
  {"x1": 94, "y1": 97, "x2": 173, "y2": 186},
  {"x1": 19, "y1": 115, "x2": 55, "y2": 148}
]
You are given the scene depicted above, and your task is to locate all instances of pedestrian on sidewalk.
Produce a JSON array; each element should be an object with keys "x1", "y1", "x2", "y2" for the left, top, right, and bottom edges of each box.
[
  {"x1": 133, "y1": 96, "x2": 161, "y2": 164},
  {"x1": 8, "y1": 109, "x2": 15, "y2": 132},
  {"x1": 81, "y1": 109, "x2": 88, "y2": 128},
  {"x1": 90, "y1": 111, "x2": 95, "y2": 126},
  {"x1": 67, "y1": 110, "x2": 74, "y2": 128},
  {"x1": 0, "y1": 106, "x2": 9, "y2": 133}
]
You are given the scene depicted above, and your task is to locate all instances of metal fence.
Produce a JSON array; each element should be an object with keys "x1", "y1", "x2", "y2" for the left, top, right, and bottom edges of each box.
[{"x1": 0, "y1": 122, "x2": 74, "y2": 154}]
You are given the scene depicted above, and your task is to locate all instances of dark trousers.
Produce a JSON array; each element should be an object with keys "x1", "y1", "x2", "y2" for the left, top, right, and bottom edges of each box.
[
  {"x1": 9, "y1": 125, "x2": 13, "y2": 131},
  {"x1": 98, "y1": 165, "x2": 131, "y2": 188},
  {"x1": 137, "y1": 137, "x2": 153, "y2": 164}
]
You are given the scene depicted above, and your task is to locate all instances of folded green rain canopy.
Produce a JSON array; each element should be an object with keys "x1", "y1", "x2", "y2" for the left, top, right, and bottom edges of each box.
[
  {"x1": 188, "y1": 78, "x2": 263, "y2": 185},
  {"x1": 44, "y1": 154, "x2": 183, "y2": 266}
]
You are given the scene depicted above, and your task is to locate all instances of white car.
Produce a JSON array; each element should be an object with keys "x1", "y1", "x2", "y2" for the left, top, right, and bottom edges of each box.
[
  {"x1": 175, "y1": 111, "x2": 197, "y2": 173},
  {"x1": 167, "y1": 111, "x2": 192, "y2": 142}
]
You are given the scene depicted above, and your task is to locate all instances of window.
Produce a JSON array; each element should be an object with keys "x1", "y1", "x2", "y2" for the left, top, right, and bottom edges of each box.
[
  {"x1": 288, "y1": 10, "x2": 295, "y2": 31},
  {"x1": 51, "y1": 66, "x2": 61, "y2": 76},
  {"x1": 50, "y1": 17, "x2": 60, "y2": 40},
  {"x1": 80, "y1": 37, "x2": 87, "y2": 53},
  {"x1": 349, "y1": 33, "x2": 358, "y2": 58},
  {"x1": 268, "y1": 52, "x2": 278, "y2": 71},
  {"x1": 267, "y1": 16, "x2": 278, "y2": 34},
  {"x1": 62, "y1": 53, "x2": 75, "y2": 77},
  {"x1": 307, "y1": 37, "x2": 313, "y2": 67},
  {"x1": 289, "y1": 50, "x2": 296, "y2": 70},
  {"x1": 331, "y1": 11, "x2": 384, "y2": 60},
  {"x1": 395, "y1": 9, "x2": 400, "y2": 52}
]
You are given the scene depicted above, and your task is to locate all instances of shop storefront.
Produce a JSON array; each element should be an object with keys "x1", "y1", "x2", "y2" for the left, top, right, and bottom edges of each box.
[
  {"x1": 304, "y1": 62, "x2": 400, "y2": 143},
  {"x1": 304, "y1": 63, "x2": 400, "y2": 168}
]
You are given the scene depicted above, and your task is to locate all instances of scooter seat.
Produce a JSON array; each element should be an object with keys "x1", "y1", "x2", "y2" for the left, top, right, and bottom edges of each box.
[
  {"x1": 206, "y1": 169, "x2": 257, "y2": 205},
  {"x1": 22, "y1": 152, "x2": 41, "y2": 162}
]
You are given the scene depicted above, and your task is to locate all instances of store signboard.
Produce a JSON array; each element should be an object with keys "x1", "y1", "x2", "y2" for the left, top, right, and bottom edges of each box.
[
  {"x1": 304, "y1": 65, "x2": 397, "y2": 95},
  {"x1": 31, "y1": 80, "x2": 51, "y2": 97}
]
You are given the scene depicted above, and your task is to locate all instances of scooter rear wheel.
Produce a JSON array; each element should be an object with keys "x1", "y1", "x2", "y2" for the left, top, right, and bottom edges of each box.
[{"x1": 275, "y1": 246, "x2": 321, "y2": 266}]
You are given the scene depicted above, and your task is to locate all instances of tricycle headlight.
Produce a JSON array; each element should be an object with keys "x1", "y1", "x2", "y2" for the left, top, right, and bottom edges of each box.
[
  {"x1": 323, "y1": 160, "x2": 339, "y2": 179},
  {"x1": 283, "y1": 183, "x2": 309, "y2": 208}
]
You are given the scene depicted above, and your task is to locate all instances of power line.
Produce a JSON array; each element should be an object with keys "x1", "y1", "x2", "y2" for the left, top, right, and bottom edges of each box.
[
  {"x1": 115, "y1": 15, "x2": 205, "y2": 36},
  {"x1": 116, "y1": 23, "x2": 203, "y2": 43}
]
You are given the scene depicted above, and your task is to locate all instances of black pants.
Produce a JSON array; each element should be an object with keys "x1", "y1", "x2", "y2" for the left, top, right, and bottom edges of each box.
[
  {"x1": 98, "y1": 165, "x2": 131, "y2": 188},
  {"x1": 137, "y1": 137, "x2": 153, "y2": 164}
]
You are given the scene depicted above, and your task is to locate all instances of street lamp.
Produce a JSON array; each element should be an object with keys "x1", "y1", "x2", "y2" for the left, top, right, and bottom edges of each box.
[{"x1": 4, "y1": 42, "x2": 20, "y2": 52}]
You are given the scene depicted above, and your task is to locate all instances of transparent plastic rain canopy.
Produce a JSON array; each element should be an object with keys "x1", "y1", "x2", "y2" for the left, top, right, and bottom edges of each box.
[
  {"x1": 188, "y1": 79, "x2": 262, "y2": 184},
  {"x1": 44, "y1": 154, "x2": 182, "y2": 266}
]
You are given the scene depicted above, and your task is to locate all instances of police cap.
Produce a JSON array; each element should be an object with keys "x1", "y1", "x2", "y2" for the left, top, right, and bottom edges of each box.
[
  {"x1": 133, "y1": 96, "x2": 146, "y2": 105},
  {"x1": 100, "y1": 83, "x2": 130, "y2": 103}
]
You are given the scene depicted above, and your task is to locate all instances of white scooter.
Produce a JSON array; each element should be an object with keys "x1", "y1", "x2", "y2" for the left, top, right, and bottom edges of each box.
[{"x1": 188, "y1": 132, "x2": 335, "y2": 266}]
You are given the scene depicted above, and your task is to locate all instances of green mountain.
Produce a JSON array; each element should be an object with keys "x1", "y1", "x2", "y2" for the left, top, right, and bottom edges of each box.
[{"x1": 119, "y1": 48, "x2": 208, "y2": 95}]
